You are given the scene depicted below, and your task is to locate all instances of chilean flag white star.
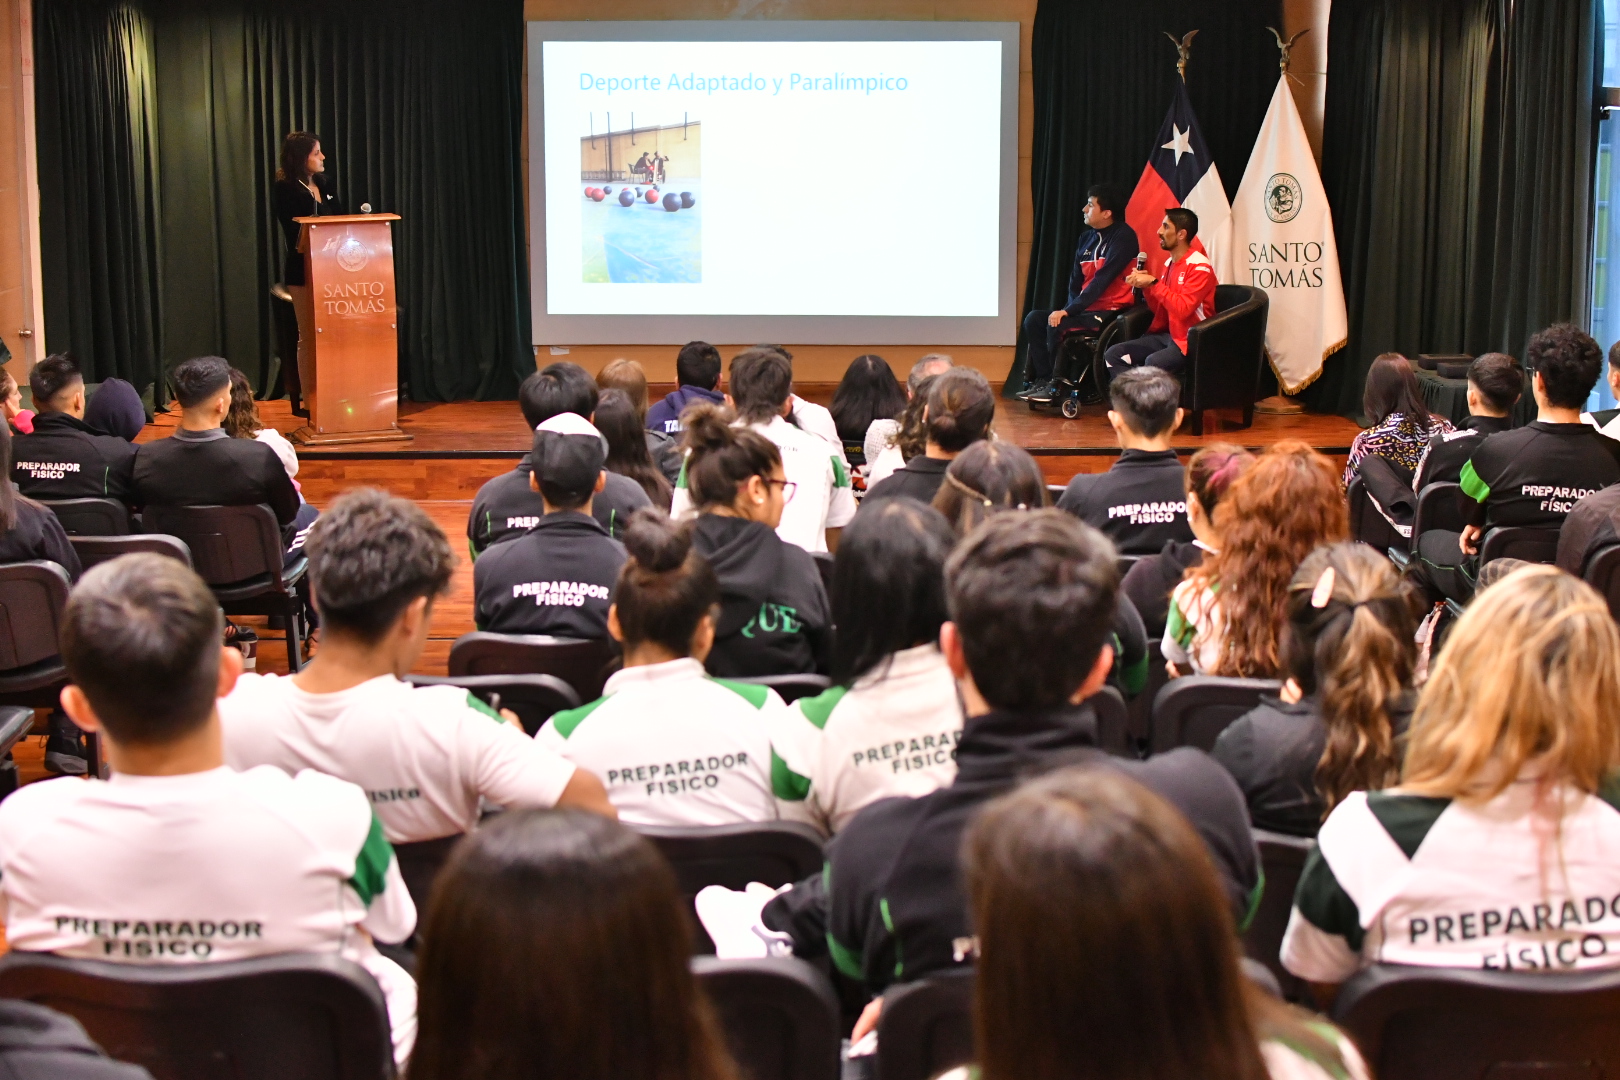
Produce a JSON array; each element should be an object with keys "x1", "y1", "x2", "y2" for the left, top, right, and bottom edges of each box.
[{"x1": 1161, "y1": 124, "x2": 1194, "y2": 165}]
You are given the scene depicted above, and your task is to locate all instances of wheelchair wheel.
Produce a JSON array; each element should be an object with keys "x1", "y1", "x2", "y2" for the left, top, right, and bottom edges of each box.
[{"x1": 1060, "y1": 396, "x2": 1080, "y2": 419}]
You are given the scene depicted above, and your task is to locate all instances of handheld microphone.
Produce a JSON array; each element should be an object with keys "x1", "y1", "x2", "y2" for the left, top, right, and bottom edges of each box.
[
  {"x1": 360, "y1": 202, "x2": 373, "y2": 214},
  {"x1": 1135, "y1": 253, "x2": 1147, "y2": 272}
]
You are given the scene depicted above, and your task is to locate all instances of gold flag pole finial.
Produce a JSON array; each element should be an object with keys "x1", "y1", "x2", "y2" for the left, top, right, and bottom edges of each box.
[
  {"x1": 1267, "y1": 27, "x2": 1310, "y2": 87},
  {"x1": 1164, "y1": 30, "x2": 1199, "y2": 82}
]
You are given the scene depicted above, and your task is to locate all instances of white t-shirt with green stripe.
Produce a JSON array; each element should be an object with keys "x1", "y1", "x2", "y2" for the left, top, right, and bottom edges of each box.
[
  {"x1": 1282, "y1": 780, "x2": 1620, "y2": 984},
  {"x1": 0, "y1": 766, "x2": 418, "y2": 1063},
  {"x1": 537, "y1": 658, "x2": 787, "y2": 826},
  {"x1": 220, "y1": 672, "x2": 579, "y2": 844},
  {"x1": 770, "y1": 644, "x2": 964, "y2": 834},
  {"x1": 1163, "y1": 579, "x2": 1224, "y2": 675},
  {"x1": 670, "y1": 415, "x2": 857, "y2": 554}
]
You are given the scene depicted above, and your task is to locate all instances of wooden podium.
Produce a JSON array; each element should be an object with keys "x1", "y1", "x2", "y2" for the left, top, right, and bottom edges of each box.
[{"x1": 291, "y1": 213, "x2": 412, "y2": 446}]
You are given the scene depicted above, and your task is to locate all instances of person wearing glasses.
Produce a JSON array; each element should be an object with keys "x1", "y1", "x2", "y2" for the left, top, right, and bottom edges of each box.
[{"x1": 682, "y1": 402, "x2": 832, "y2": 678}]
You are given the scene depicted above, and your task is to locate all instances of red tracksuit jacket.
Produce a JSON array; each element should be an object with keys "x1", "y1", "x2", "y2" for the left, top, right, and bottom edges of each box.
[{"x1": 1145, "y1": 251, "x2": 1217, "y2": 353}]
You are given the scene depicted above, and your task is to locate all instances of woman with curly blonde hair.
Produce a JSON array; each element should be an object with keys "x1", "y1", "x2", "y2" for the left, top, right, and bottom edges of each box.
[{"x1": 1163, "y1": 441, "x2": 1348, "y2": 677}]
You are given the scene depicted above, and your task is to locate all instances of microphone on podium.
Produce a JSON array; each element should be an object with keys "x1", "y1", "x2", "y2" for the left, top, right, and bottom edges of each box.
[{"x1": 360, "y1": 202, "x2": 373, "y2": 214}]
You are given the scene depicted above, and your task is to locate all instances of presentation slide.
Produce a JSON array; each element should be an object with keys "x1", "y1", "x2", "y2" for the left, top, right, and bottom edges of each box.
[{"x1": 528, "y1": 23, "x2": 1018, "y2": 346}]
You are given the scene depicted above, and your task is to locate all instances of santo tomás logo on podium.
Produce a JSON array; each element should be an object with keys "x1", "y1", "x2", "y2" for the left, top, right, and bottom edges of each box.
[{"x1": 319, "y1": 230, "x2": 388, "y2": 315}]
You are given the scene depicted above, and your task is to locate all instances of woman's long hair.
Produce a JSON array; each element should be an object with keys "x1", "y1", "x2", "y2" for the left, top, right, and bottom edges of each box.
[
  {"x1": 223, "y1": 369, "x2": 263, "y2": 440},
  {"x1": 1184, "y1": 441, "x2": 1349, "y2": 676},
  {"x1": 409, "y1": 810, "x2": 738, "y2": 1080},
  {"x1": 596, "y1": 389, "x2": 672, "y2": 508},
  {"x1": 830, "y1": 354, "x2": 906, "y2": 444},
  {"x1": 830, "y1": 497, "x2": 957, "y2": 685},
  {"x1": 963, "y1": 767, "x2": 1349, "y2": 1080},
  {"x1": 1362, "y1": 352, "x2": 1436, "y2": 431},
  {"x1": 931, "y1": 441, "x2": 1048, "y2": 537},
  {"x1": 277, "y1": 132, "x2": 320, "y2": 183},
  {"x1": 1404, "y1": 566, "x2": 1620, "y2": 805},
  {"x1": 1282, "y1": 543, "x2": 1420, "y2": 816}
]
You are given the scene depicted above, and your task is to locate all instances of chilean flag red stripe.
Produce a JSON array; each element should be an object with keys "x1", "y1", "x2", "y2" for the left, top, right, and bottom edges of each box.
[{"x1": 1125, "y1": 81, "x2": 1232, "y2": 283}]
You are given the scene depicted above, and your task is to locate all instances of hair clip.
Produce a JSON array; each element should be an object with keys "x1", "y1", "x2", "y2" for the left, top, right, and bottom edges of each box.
[
  {"x1": 945, "y1": 472, "x2": 993, "y2": 508},
  {"x1": 1310, "y1": 566, "x2": 1337, "y2": 609}
]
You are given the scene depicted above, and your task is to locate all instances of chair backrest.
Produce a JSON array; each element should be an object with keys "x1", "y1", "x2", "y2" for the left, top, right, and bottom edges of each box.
[
  {"x1": 1182, "y1": 287, "x2": 1268, "y2": 410},
  {"x1": 140, "y1": 504, "x2": 285, "y2": 588},
  {"x1": 391, "y1": 833, "x2": 462, "y2": 919},
  {"x1": 40, "y1": 498, "x2": 131, "y2": 537},
  {"x1": 809, "y1": 551, "x2": 835, "y2": 599},
  {"x1": 727, "y1": 673, "x2": 832, "y2": 704},
  {"x1": 1584, "y1": 543, "x2": 1620, "y2": 622},
  {"x1": 877, "y1": 968, "x2": 976, "y2": 1080},
  {"x1": 69, "y1": 534, "x2": 193, "y2": 573},
  {"x1": 0, "y1": 951, "x2": 394, "y2": 1080},
  {"x1": 692, "y1": 957, "x2": 841, "y2": 1080},
  {"x1": 403, "y1": 672, "x2": 580, "y2": 736},
  {"x1": 1241, "y1": 829, "x2": 1315, "y2": 1003},
  {"x1": 1479, "y1": 525, "x2": 1561, "y2": 568},
  {"x1": 635, "y1": 821, "x2": 825, "y2": 954},
  {"x1": 1346, "y1": 476, "x2": 1409, "y2": 554},
  {"x1": 1333, "y1": 963, "x2": 1620, "y2": 1080},
  {"x1": 1088, "y1": 685, "x2": 1132, "y2": 757},
  {"x1": 1149, "y1": 675, "x2": 1280, "y2": 754},
  {"x1": 1046, "y1": 483, "x2": 1066, "y2": 503},
  {"x1": 447, "y1": 631, "x2": 621, "y2": 703},
  {"x1": 1413, "y1": 481, "x2": 1465, "y2": 540},
  {"x1": 0, "y1": 561, "x2": 71, "y2": 671}
]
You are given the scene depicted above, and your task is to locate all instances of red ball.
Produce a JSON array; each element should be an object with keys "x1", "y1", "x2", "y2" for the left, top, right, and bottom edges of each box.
[
  {"x1": 590, "y1": 189, "x2": 605, "y2": 202},
  {"x1": 645, "y1": 190, "x2": 659, "y2": 203}
]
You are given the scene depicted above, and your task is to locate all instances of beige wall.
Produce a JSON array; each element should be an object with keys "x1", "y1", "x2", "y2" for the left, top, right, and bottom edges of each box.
[
  {"x1": 0, "y1": 0, "x2": 41, "y2": 384},
  {"x1": 1283, "y1": 0, "x2": 1330, "y2": 164}
]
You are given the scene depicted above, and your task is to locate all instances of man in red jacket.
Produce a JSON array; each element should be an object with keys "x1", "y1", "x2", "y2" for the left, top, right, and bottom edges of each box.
[{"x1": 1102, "y1": 208, "x2": 1216, "y2": 384}]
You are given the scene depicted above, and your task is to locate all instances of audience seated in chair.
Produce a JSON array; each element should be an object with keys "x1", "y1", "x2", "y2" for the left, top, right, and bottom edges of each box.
[
  {"x1": 1123, "y1": 443, "x2": 1252, "y2": 640},
  {"x1": 221, "y1": 487, "x2": 613, "y2": 843},
  {"x1": 1556, "y1": 481, "x2": 1620, "y2": 578},
  {"x1": 0, "y1": 554, "x2": 419, "y2": 1064},
  {"x1": 0, "y1": 422, "x2": 79, "y2": 580},
  {"x1": 596, "y1": 357, "x2": 681, "y2": 485},
  {"x1": 679, "y1": 404, "x2": 830, "y2": 678},
  {"x1": 933, "y1": 767, "x2": 1367, "y2": 1080},
  {"x1": 468, "y1": 362, "x2": 650, "y2": 552},
  {"x1": 754, "y1": 343, "x2": 844, "y2": 451},
  {"x1": 11, "y1": 353, "x2": 136, "y2": 504},
  {"x1": 672, "y1": 349, "x2": 855, "y2": 555},
  {"x1": 1408, "y1": 324, "x2": 1620, "y2": 605},
  {"x1": 1283, "y1": 565, "x2": 1620, "y2": 995},
  {"x1": 1103, "y1": 208, "x2": 1215, "y2": 383},
  {"x1": 748, "y1": 511, "x2": 1255, "y2": 996},
  {"x1": 0, "y1": 368, "x2": 34, "y2": 435},
  {"x1": 224, "y1": 368, "x2": 299, "y2": 487},
  {"x1": 645, "y1": 340, "x2": 726, "y2": 438},
  {"x1": 1343, "y1": 353, "x2": 1452, "y2": 489},
  {"x1": 862, "y1": 367, "x2": 994, "y2": 510},
  {"x1": 829, "y1": 353, "x2": 906, "y2": 472},
  {"x1": 1212, "y1": 543, "x2": 1419, "y2": 838},
  {"x1": 866, "y1": 355, "x2": 954, "y2": 487},
  {"x1": 0, "y1": 1000, "x2": 155, "y2": 1080},
  {"x1": 1165, "y1": 442, "x2": 1348, "y2": 677},
  {"x1": 83, "y1": 377, "x2": 145, "y2": 443},
  {"x1": 1414, "y1": 352, "x2": 1520, "y2": 489},
  {"x1": 1056, "y1": 367, "x2": 1196, "y2": 555},
  {"x1": 1583, "y1": 338, "x2": 1620, "y2": 441},
  {"x1": 474, "y1": 414, "x2": 627, "y2": 639},
  {"x1": 770, "y1": 497, "x2": 964, "y2": 835},
  {"x1": 408, "y1": 809, "x2": 739, "y2": 1080},
  {"x1": 596, "y1": 389, "x2": 673, "y2": 510},
  {"x1": 538, "y1": 510, "x2": 786, "y2": 827},
  {"x1": 134, "y1": 356, "x2": 316, "y2": 566}
]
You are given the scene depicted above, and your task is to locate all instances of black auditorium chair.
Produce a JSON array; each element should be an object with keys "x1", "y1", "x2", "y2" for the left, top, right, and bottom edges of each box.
[
  {"x1": 1478, "y1": 525, "x2": 1561, "y2": 569},
  {"x1": 810, "y1": 552, "x2": 835, "y2": 599},
  {"x1": 0, "y1": 561, "x2": 99, "y2": 776},
  {"x1": 1413, "y1": 481, "x2": 1465, "y2": 540},
  {"x1": 1177, "y1": 285, "x2": 1269, "y2": 435},
  {"x1": 69, "y1": 534, "x2": 192, "y2": 573},
  {"x1": 1149, "y1": 675, "x2": 1280, "y2": 754},
  {"x1": 0, "y1": 952, "x2": 394, "y2": 1080},
  {"x1": 140, "y1": 504, "x2": 311, "y2": 673},
  {"x1": 877, "y1": 968, "x2": 976, "y2": 1080},
  {"x1": 404, "y1": 672, "x2": 580, "y2": 736},
  {"x1": 1333, "y1": 963, "x2": 1620, "y2": 1080},
  {"x1": 1046, "y1": 483, "x2": 1066, "y2": 503},
  {"x1": 729, "y1": 673, "x2": 831, "y2": 704},
  {"x1": 1241, "y1": 829, "x2": 1315, "y2": 1003},
  {"x1": 634, "y1": 821, "x2": 825, "y2": 954},
  {"x1": 39, "y1": 498, "x2": 132, "y2": 537},
  {"x1": 692, "y1": 957, "x2": 841, "y2": 1080},
  {"x1": 1583, "y1": 543, "x2": 1620, "y2": 622},
  {"x1": 1088, "y1": 685, "x2": 1132, "y2": 758},
  {"x1": 1346, "y1": 476, "x2": 1409, "y2": 556},
  {"x1": 447, "y1": 631, "x2": 620, "y2": 704}
]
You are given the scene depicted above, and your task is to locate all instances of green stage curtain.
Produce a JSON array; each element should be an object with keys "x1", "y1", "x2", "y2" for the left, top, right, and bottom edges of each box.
[
  {"x1": 35, "y1": 0, "x2": 532, "y2": 402},
  {"x1": 1301, "y1": 0, "x2": 1600, "y2": 416},
  {"x1": 1015, "y1": 0, "x2": 1283, "y2": 394}
]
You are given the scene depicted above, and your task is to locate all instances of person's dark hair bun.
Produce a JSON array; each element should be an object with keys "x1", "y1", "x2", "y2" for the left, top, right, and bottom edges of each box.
[
  {"x1": 622, "y1": 509, "x2": 691, "y2": 574},
  {"x1": 680, "y1": 402, "x2": 738, "y2": 454}
]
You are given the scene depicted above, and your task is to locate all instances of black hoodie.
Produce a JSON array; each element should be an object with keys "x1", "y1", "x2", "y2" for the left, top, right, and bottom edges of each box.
[
  {"x1": 0, "y1": 999, "x2": 154, "y2": 1079},
  {"x1": 819, "y1": 702, "x2": 1259, "y2": 993},
  {"x1": 691, "y1": 514, "x2": 830, "y2": 677}
]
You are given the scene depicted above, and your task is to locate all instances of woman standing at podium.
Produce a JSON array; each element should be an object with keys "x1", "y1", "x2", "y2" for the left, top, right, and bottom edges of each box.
[{"x1": 272, "y1": 131, "x2": 342, "y2": 418}]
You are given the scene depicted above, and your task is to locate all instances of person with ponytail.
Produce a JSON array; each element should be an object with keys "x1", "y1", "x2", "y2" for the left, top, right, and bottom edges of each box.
[
  {"x1": 538, "y1": 509, "x2": 788, "y2": 826},
  {"x1": 678, "y1": 403, "x2": 831, "y2": 678},
  {"x1": 1123, "y1": 442, "x2": 1253, "y2": 639},
  {"x1": 863, "y1": 366, "x2": 995, "y2": 508},
  {"x1": 1284, "y1": 565, "x2": 1620, "y2": 987},
  {"x1": 1164, "y1": 442, "x2": 1348, "y2": 677},
  {"x1": 1213, "y1": 543, "x2": 1419, "y2": 837}
]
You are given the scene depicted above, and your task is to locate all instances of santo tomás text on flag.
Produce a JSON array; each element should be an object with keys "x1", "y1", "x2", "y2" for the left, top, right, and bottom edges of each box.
[{"x1": 1125, "y1": 80, "x2": 1232, "y2": 284}]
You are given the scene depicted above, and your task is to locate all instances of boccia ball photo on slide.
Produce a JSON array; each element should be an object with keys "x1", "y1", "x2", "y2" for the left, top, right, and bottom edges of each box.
[{"x1": 579, "y1": 112, "x2": 701, "y2": 284}]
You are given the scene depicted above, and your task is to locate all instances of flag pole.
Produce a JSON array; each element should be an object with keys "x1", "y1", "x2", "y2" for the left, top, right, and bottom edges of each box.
[{"x1": 1253, "y1": 26, "x2": 1313, "y2": 417}]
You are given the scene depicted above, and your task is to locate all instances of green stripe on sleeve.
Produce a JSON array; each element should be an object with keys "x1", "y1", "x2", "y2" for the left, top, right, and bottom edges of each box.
[
  {"x1": 1119, "y1": 647, "x2": 1149, "y2": 697},
  {"x1": 1293, "y1": 845, "x2": 1364, "y2": 951},
  {"x1": 828, "y1": 931, "x2": 864, "y2": 980},
  {"x1": 831, "y1": 456, "x2": 849, "y2": 488},
  {"x1": 675, "y1": 456, "x2": 689, "y2": 489},
  {"x1": 1166, "y1": 597, "x2": 1195, "y2": 649},
  {"x1": 771, "y1": 749, "x2": 812, "y2": 801},
  {"x1": 1458, "y1": 458, "x2": 1491, "y2": 503},
  {"x1": 347, "y1": 813, "x2": 394, "y2": 907},
  {"x1": 549, "y1": 695, "x2": 610, "y2": 739},
  {"x1": 795, "y1": 685, "x2": 847, "y2": 730},
  {"x1": 707, "y1": 676, "x2": 770, "y2": 709},
  {"x1": 464, "y1": 691, "x2": 503, "y2": 723}
]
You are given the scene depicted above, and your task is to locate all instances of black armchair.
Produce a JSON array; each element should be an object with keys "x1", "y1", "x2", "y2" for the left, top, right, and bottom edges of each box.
[{"x1": 1180, "y1": 285, "x2": 1269, "y2": 435}]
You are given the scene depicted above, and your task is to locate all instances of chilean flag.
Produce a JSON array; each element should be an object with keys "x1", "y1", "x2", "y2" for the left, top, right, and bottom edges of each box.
[{"x1": 1125, "y1": 81, "x2": 1232, "y2": 284}]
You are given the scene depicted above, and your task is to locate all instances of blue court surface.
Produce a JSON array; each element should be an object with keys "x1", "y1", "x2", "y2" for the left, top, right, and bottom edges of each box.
[{"x1": 581, "y1": 179, "x2": 701, "y2": 283}]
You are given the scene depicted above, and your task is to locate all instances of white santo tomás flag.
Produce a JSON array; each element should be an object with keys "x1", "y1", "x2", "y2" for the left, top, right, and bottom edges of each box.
[{"x1": 1231, "y1": 76, "x2": 1347, "y2": 395}]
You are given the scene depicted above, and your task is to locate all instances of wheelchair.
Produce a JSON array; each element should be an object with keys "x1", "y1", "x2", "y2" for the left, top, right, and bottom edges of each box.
[{"x1": 1026, "y1": 306, "x2": 1149, "y2": 419}]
